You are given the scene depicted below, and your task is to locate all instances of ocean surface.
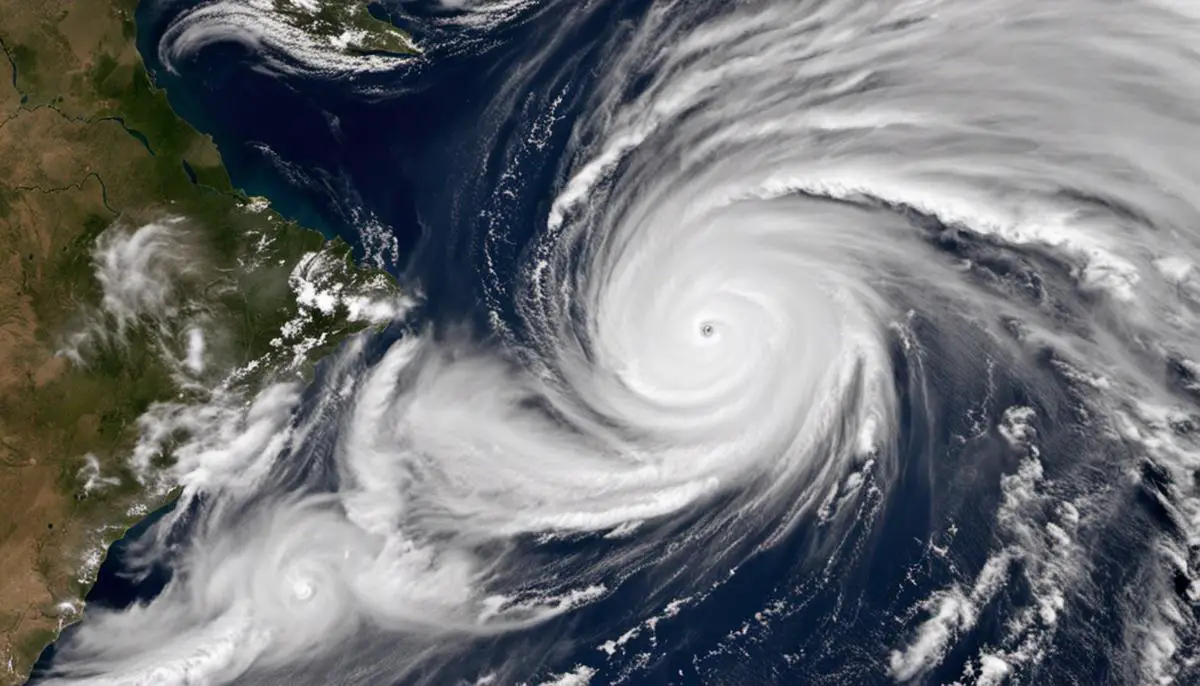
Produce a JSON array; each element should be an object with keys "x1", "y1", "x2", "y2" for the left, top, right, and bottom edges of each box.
[{"x1": 28, "y1": 0, "x2": 1200, "y2": 684}]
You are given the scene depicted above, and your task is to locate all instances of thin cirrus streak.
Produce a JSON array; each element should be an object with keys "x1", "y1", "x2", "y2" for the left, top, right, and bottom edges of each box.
[
  {"x1": 36, "y1": 0, "x2": 1200, "y2": 684},
  {"x1": 156, "y1": 0, "x2": 419, "y2": 78}
]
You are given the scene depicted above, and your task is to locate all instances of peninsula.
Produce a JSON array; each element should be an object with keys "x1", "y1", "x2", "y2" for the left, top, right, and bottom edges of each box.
[
  {"x1": 274, "y1": 0, "x2": 418, "y2": 56},
  {"x1": 0, "y1": 0, "x2": 410, "y2": 681}
]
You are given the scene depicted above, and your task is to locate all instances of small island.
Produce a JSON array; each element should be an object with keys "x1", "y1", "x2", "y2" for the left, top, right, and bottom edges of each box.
[{"x1": 273, "y1": 0, "x2": 419, "y2": 57}]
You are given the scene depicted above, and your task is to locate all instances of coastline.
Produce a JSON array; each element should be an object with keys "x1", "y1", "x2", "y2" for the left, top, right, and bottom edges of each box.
[
  {"x1": 0, "y1": 0, "x2": 411, "y2": 681},
  {"x1": 132, "y1": 0, "x2": 350, "y2": 247},
  {"x1": 26, "y1": 500, "x2": 177, "y2": 680}
]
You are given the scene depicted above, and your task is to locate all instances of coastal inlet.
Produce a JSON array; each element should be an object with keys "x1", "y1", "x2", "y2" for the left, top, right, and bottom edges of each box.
[{"x1": 26, "y1": 0, "x2": 1200, "y2": 685}]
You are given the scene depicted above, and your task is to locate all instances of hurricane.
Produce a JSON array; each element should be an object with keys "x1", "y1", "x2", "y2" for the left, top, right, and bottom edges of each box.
[{"x1": 33, "y1": 0, "x2": 1200, "y2": 684}]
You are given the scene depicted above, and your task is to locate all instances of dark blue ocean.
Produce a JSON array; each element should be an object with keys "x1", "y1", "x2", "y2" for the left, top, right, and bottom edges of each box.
[{"x1": 28, "y1": 1, "x2": 1200, "y2": 684}]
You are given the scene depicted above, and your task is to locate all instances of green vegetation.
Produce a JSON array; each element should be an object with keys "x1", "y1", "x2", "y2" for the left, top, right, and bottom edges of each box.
[
  {"x1": 273, "y1": 0, "x2": 418, "y2": 56},
  {"x1": 0, "y1": 0, "x2": 403, "y2": 680}
]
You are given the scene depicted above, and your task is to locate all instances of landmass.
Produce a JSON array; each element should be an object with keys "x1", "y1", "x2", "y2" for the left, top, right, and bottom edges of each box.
[
  {"x1": 0, "y1": 0, "x2": 405, "y2": 681},
  {"x1": 273, "y1": 0, "x2": 419, "y2": 56}
]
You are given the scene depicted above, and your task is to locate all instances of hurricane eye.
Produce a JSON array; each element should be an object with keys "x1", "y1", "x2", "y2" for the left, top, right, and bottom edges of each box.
[{"x1": 700, "y1": 323, "x2": 715, "y2": 337}]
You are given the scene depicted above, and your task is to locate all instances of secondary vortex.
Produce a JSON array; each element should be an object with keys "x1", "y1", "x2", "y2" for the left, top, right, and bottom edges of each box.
[{"x1": 37, "y1": 1, "x2": 1200, "y2": 685}]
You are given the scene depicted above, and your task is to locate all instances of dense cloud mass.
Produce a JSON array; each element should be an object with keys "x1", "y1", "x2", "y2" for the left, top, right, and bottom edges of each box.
[{"x1": 37, "y1": 0, "x2": 1200, "y2": 684}]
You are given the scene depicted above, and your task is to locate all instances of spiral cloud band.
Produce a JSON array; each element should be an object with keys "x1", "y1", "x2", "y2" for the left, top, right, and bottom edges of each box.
[{"x1": 37, "y1": 0, "x2": 1200, "y2": 683}]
